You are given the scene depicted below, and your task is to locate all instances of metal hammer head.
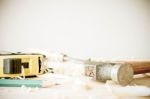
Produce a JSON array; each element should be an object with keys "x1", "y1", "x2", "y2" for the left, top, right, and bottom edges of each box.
[{"x1": 85, "y1": 63, "x2": 133, "y2": 85}]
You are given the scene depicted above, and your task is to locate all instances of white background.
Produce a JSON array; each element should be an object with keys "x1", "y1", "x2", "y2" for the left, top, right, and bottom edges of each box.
[{"x1": 0, "y1": 0, "x2": 150, "y2": 59}]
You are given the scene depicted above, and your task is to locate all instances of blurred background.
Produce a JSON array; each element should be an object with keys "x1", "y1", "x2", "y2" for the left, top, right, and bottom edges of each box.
[{"x1": 0, "y1": 0, "x2": 149, "y2": 59}]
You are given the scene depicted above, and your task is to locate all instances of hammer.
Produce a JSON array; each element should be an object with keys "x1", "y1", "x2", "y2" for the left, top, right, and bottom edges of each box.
[
  {"x1": 85, "y1": 60, "x2": 150, "y2": 86},
  {"x1": 63, "y1": 56, "x2": 150, "y2": 85}
]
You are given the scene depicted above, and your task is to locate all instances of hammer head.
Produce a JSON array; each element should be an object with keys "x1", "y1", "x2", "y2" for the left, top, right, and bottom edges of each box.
[{"x1": 85, "y1": 63, "x2": 133, "y2": 86}]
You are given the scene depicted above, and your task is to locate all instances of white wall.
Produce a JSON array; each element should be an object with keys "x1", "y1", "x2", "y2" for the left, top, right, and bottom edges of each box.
[{"x1": 0, "y1": 0, "x2": 150, "y2": 59}]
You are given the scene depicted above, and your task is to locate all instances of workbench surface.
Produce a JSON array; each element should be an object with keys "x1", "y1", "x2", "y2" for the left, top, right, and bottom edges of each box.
[{"x1": 0, "y1": 73, "x2": 150, "y2": 99}]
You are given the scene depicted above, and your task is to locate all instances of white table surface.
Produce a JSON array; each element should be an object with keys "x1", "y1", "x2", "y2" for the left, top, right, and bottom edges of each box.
[{"x1": 0, "y1": 73, "x2": 150, "y2": 99}]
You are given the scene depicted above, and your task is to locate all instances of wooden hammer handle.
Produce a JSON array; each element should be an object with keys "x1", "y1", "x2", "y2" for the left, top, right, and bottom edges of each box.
[{"x1": 125, "y1": 61, "x2": 150, "y2": 74}]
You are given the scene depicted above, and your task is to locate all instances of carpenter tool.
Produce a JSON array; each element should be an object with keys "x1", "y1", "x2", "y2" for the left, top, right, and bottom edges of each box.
[{"x1": 0, "y1": 52, "x2": 45, "y2": 78}]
